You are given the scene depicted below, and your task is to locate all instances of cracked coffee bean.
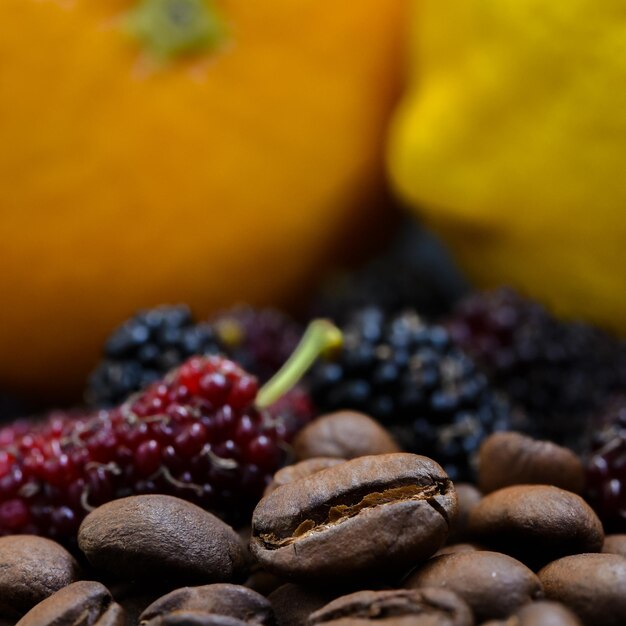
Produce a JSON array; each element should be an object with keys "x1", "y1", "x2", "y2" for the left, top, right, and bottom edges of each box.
[
  {"x1": 250, "y1": 453, "x2": 457, "y2": 583},
  {"x1": 264, "y1": 457, "x2": 345, "y2": 496},
  {"x1": 78, "y1": 495, "x2": 246, "y2": 584},
  {"x1": 293, "y1": 411, "x2": 400, "y2": 461},
  {"x1": 468, "y1": 485, "x2": 604, "y2": 568},
  {"x1": 139, "y1": 584, "x2": 273, "y2": 625},
  {"x1": 15, "y1": 581, "x2": 125, "y2": 626},
  {"x1": 538, "y1": 554, "x2": 626, "y2": 626},
  {"x1": 308, "y1": 588, "x2": 473, "y2": 626},
  {"x1": 405, "y1": 550, "x2": 543, "y2": 622},
  {"x1": 0, "y1": 535, "x2": 80, "y2": 618},
  {"x1": 478, "y1": 432, "x2": 585, "y2": 495}
]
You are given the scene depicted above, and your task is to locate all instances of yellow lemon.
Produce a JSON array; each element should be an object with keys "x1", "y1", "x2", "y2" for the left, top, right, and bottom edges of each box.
[{"x1": 388, "y1": 0, "x2": 626, "y2": 333}]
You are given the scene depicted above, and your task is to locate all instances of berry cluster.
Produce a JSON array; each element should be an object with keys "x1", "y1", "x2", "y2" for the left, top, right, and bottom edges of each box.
[
  {"x1": 446, "y1": 288, "x2": 626, "y2": 447},
  {"x1": 310, "y1": 308, "x2": 520, "y2": 480},
  {"x1": 87, "y1": 305, "x2": 302, "y2": 407},
  {"x1": 586, "y1": 397, "x2": 626, "y2": 532},
  {"x1": 0, "y1": 356, "x2": 299, "y2": 541}
]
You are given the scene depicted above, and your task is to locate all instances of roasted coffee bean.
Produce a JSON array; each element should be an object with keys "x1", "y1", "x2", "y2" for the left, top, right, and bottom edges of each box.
[
  {"x1": 265, "y1": 458, "x2": 345, "y2": 496},
  {"x1": 448, "y1": 483, "x2": 482, "y2": 542},
  {"x1": 468, "y1": 485, "x2": 603, "y2": 567},
  {"x1": 309, "y1": 588, "x2": 473, "y2": 626},
  {"x1": 477, "y1": 433, "x2": 585, "y2": 494},
  {"x1": 405, "y1": 550, "x2": 543, "y2": 622},
  {"x1": 0, "y1": 535, "x2": 80, "y2": 617},
  {"x1": 293, "y1": 411, "x2": 400, "y2": 460},
  {"x1": 243, "y1": 569, "x2": 283, "y2": 596},
  {"x1": 538, "y1": 553, "x2": 626, "y2": 626},
  {"x1": 140, "y1": 585, "x2": 273, "y2": 625},
  {"x1": 434, "y1": 543, "x2": 483, "y2": 557},
  {"x1": 78, "y1": 495, "x2": 246, "y2": 583},
  {"x1": 251, "y1": 454, "x2": 457, "y2": 583},
  {"x1": 480, "y1": 601, "x2": 583, "y2": 625},
  {"x1": 268, "y1": 584, "x2": 337, "y2": 626},
  {"x1": 143, "y1": 613, "x2": 249, "y2": 626},
  {"x1": 512, "y1": 601, "x2": 582, "y2": 625},
  {"x1": 15, "y1": 581, "x2": 125, "y2": 626},
  {"x1": 602, "y1": 534, "x2": 626, "y2": 558}
]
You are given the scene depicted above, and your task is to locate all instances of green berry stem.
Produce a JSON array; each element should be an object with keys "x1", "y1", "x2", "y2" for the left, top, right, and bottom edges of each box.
[{"x1": 255, "y1": 319, "x2": 343, "y2": 409}]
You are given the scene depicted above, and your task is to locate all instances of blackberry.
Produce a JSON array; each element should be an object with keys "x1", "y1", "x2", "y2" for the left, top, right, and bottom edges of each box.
[
  {"x1": 87, "y1": 305, "x2": 304, "y2": 408},
  {"x1": 312, "y1": 222, "x2": 469, "y2": 323},
  {"x1": 446, "y1": 288, "x2": 626, "y2": 448},
  {"x1": 87, "y1": 306, "x2": 222, "y2": 407},
  {"x1": 309, "y1": 308, "x2": 519, "y2": 480},
  {"x1": 585, "y1": 396, "x2": 626, "y2": 532}
]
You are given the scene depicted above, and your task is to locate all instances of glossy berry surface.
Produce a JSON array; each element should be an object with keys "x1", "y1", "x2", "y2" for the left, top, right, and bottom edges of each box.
[
  {"x1": 0, "y1": 356, "x2": 303, "y2": 542},
  {"x1": 309, "y1": 308, "x2": 519, "y2": 480},
  {"x1": 87, "y1": 305, "x2": 303, "y2": 408},
  {"x1": 87, "y1": 306, "x2": 222, "y2": 407},
  {"x1": 446, "y1": 288, "x2": 626, "y2": 447},
  {"x1": 586, "y1": 397, "x2": 626, "y2": 532}
]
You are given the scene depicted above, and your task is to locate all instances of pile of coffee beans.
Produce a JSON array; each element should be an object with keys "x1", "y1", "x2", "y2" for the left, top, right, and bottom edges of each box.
[{"x1": 1, "y1": 411, "x2": 625, "y2": 626}]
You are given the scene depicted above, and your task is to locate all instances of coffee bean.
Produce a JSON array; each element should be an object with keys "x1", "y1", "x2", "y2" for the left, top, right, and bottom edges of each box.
[
  {"x1": 405, "y1": 551, "x2": 543, "y2": 622},
  {"x1": 15, "y1": 581, "x2": 125, "y2": 626},
  {"x1": 0, "y1": 535, "x2": 80, "y2": 617},
  {"x1": 477, "y1": 433, "x2": 585, "y2": 494},
  {"x1": 264, "y1": 457, "x2": 345, "y2": 496},
  {"x1": 140, "y1": 585, "x2": 273, "y2": 625},
  {"x1": 143, "y1": 613, "x2": 249, "y2": 626},
  {"x1": 268, "y1": 584, "x2": 337, "y2": 626},
  {"x1": 242, "y1": 569, "x2": 283, "y2": 596},
  {"x1": 448, "y1": 483, "x2": 482, "y2": 542},
  {"x1": 78, "y1": 495, "x2": 247, "y2": 583},
  {"x1": 250, "y1": 453, "x2": 457, "y2": 583},
  {"x1": 309, "y1": 588, "x2": 473, "y2": 626},
  {"x1": 538, "y1": 554, "x2": 626, "y2": 626},
  {"x1": 602, "y1": 534, "x2": 626, "y2": 558},
  {"x1": 468, "y1": 485, "x2": 603, "y2": 567},
  {"x1": 434, "y1": 542, "x2": 483, "y2": 557},
  {"x1": 513, "y1": 600, "x2": 583, "y2": 625},
  {"x1": 293, "y1": 411, "x2": 400, "y2": 460}
]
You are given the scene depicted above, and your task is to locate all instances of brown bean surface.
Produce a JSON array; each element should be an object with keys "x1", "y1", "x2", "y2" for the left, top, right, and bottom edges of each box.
[
  {"x1": 293, "y1": 411, "x2": 400, "y2": 460},
  {"x1": 264, "y1": 457, "x2": 345, "y2": 496},
  {"x1": 140, "y1": 584, "x2": 273, "y2": 625},
  {"x1": 15, "y1": 581, "x2": 125, "y2": 626},
  {"x1": 538, "y1": 553, "x2": 626, "y2": 626},
  {"x1": 0, "y1": 535, "x2": 80, "y2": 618},
  {"x1": 78, "y1": 495, "x2": 246, "y2": 583},
  {"x1": 602, "y1": 534, "x2": 626, "y2": 558},
  {"x1": 468, "y1": 485, "x2": 603, "y2": 567},
  {"x1": 309, "y1": 588, "x2": 473, "y2": 626},
  {"x1": 251, "y1": 453, "x2": 457, "y2": 583},
  {"x1": 406, "y1": 550, "x2": 543, "y2": 622},
  {"x1": 477, "y1": 432, "x2": 585, "y2": 494}
]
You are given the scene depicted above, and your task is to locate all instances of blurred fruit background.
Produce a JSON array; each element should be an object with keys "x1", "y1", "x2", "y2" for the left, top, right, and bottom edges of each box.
[
  {"x1": 0, "y1": 0, "x2": 625, "y2": 536},
  {"x1": 388, "y1": 0, "x2": 626, "y2": 333},
  {"x1": 0, "y1": 0, "x2": 624, "y2": 413},
  {"x1": 0, "y1": 0, "x2": 407, "y2": 402}
]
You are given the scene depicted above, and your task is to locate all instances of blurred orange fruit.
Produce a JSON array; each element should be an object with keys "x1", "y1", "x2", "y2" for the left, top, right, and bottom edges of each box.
[{"x1": 0, "y1": 0, "x2": 407, "y2": 400}]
